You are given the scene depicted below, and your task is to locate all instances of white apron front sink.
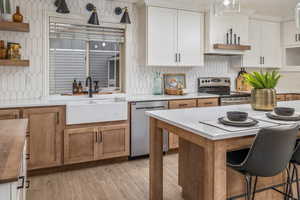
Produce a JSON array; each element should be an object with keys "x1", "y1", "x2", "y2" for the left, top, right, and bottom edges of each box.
[{"x1": 66, "y1": 99, "x2": 128, "y2": 125}]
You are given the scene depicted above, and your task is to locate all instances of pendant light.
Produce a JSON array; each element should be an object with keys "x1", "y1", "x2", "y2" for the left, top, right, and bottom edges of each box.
[
  {"x1": 115, "y1": 7, "x2": 131, "y2": 24},
  {"x1": 296, "y1": 1, "x2": 300, "y2": 28},
  {"x1": 54, "y1": 0, "x2": 70, "y2": 14},
  {"x1": 86, "y1": 3, "x2": 99, "y2": 25},
  {"x1": 214, "y1": 0, "x2": 240, "y2": 16}
]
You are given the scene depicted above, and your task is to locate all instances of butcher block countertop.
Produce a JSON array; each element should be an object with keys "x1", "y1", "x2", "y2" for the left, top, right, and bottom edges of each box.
[{"x1": 0, "y1": 119, "x2": 27, "y2": 184}]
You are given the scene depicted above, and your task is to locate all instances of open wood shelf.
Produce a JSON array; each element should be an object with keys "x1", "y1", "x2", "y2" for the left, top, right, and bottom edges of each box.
[
  {"x1": 0, "y1": 60, "x2": 30, "y2": 67},
  {"x1": 213, "y1": 44, "x2": 251, "y2": 51},
  {"x1": 0, "y1": 21, "x2": 30, "y2": 32}
]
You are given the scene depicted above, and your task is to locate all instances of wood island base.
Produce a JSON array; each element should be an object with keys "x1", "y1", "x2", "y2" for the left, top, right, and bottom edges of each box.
[{"x1": 149, "y1": 117, "x2": 297, "y2": 200}]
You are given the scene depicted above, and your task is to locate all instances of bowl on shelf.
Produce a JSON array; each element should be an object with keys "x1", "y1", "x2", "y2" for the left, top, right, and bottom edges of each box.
[
  {"x1": 227, "y1": 111, "x2": 248, "y2": 122},
  {"x1": 274, "y1": 107, "x2": 295, "y2": 116}
]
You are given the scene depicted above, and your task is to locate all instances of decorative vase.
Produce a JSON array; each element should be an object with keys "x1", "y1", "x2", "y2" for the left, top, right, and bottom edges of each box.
[
  {"x1": 12, "y1": 6, "x2": 23, "y2": 23},
  {"x1": 251, "y1": 88, "x2": 277, "y2": 111},
  {"x1": 153, "y1": 72, "x2": 163, "y2": 95}
]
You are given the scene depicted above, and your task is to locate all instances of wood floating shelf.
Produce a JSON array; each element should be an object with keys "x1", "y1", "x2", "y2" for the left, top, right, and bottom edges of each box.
[
  {"x1": 213, "y1": 44, "x2": 251, "y2": 51},
  {"x1": 0, "y1": 21, "x2": 30, "y2": 32},
  {"x1": 0, "y1": 60, "x2": 30, "y2": 67}
]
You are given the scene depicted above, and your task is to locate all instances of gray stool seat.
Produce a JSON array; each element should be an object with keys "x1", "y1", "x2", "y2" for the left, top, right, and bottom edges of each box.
[{"x1": 226, "y1": 125, "x2": 299, "y2": 200}]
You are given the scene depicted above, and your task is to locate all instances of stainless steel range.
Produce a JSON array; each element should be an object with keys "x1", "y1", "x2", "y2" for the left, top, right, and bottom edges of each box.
[{"x1": 198, "y1": 77, "x2": 251, "y2": 106}]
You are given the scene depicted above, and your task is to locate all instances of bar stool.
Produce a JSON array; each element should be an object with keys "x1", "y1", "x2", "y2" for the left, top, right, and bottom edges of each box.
[
  {"x1": 288, "y1": 139, "x2": 300, "y2": 200},
  {"x1": 227, "y1": 125, "x2": 299, "y2": 200}
]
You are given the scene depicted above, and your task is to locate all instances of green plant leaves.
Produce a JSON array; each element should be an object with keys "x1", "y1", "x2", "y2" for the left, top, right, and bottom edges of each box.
[{"x1": 243, "y1": 71, "x2": 281, "y2": 89}]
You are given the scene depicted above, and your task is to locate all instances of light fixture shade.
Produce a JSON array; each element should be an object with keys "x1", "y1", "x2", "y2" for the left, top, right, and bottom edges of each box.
[
  {"x1": 55, "y1": 0, "x2": 70, "y2": 14},
  {"x1": 120, "y1": 8, "x2": 131, "y2": 24},
  {"x1": 296, "y1": 2, "x2": 300, "y2": 28},
  {"x1": 214, "y1": 0, "x2": 240, "y2": 16},
  {"x1": 88, "y1": 9, "x2": 99, "y2": 25}
]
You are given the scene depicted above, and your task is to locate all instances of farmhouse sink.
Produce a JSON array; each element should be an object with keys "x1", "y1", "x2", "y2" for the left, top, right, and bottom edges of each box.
[{"x1": 66, "y1": 98, "x2": 128, "y2": 125}]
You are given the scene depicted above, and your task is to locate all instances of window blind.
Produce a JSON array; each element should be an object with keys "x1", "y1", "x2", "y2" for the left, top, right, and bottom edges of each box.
[
  {"x1": 49, "y1": 19, "x2": 125, "y2": 43},
  {"x1": 49, "y1": 39, "x2": 86, "y2": 95}
]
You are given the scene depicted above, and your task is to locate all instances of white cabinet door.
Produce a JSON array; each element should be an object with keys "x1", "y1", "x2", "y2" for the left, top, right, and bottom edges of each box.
[
  {"x1": 147, "y1": 7, "x2": 178, "y2": 66},
  {"x1": 177, "y1": 10, "x2": 204, "y2": 66},
  {"x1": 282, "y1": 21, "x2": 300, "y2": 46},
  {"x1": 244, "y1": 20, "x2": 262, "y2": 67},
  {"x1": 261, "y1": 21, "x2": 281, "y2": 68}
]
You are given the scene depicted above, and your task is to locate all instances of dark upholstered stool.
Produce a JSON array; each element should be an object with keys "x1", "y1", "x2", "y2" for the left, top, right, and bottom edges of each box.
[{"x1": 227, "y1": 125, "x2": 299, "y2": 200}]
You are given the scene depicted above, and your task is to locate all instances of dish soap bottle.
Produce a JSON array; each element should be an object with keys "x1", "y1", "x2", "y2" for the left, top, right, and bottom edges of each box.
[
  {"x1": 72, "y1": 79, "x2": 78, "y2": 94},
  {"x1": 153, "y1": 72, "x2": 163, "y2": 95}
]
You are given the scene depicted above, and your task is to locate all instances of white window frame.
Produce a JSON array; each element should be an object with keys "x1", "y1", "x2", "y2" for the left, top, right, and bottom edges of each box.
[{"x1": 43, "y1": 11, "x2": 126, "y2": 97}]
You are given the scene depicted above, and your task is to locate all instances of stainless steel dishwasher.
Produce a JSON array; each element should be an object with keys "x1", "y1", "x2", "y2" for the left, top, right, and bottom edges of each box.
[{"x1": 131, "y1": 101, "x2": 169, "y2": 157}]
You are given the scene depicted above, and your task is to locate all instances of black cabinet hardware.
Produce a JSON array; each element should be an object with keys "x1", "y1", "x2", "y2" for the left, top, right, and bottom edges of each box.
[
  {"x1": 26, "y1": 180, "x2": 30, "y2": 189},
  {"x1": 17, "y1": 176, "x2": 25, "y2": 189}
]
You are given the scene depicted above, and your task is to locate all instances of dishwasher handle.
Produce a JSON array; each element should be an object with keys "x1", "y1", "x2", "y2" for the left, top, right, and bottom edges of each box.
[{"x1": 135, "y1": 106, "x2": 167, "y2": 110}]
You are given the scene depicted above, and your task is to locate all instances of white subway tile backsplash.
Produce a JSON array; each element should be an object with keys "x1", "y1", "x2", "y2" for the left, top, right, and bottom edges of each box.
[{"x1": 0, "y1": 0, "x2": 240, "y2": 100}]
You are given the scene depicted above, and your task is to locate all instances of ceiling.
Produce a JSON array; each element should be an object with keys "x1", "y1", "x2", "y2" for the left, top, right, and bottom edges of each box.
[{"x1": 130, "y1": 0, "x2": 298, "y2": 18}]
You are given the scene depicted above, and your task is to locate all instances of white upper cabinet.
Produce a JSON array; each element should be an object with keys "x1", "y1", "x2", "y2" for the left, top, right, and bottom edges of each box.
[
  {"x1": 147, "y1": 7, "x2": 178, "y2": 66},
  {"x1": 282, "y1": 21, "x2": 300, "y2": 47},
  {"x1": 244, "y1": 20, "x2": 261, "y2": 67},
  {"x1": 205, "y1": 11, "x2": 249, "y2": 54},
  {"x1": 177, "y1": 10, "x2": 204, "y2": 66},
  {"x1": 244, "y1": 19, "x2": 281, "y2": 68},
  {"x1": 139, "y1": 6, "x2": 204, "y2": 67},
  {"x1": 261, "y1": 21, "x2": 281, "y2": 68}
]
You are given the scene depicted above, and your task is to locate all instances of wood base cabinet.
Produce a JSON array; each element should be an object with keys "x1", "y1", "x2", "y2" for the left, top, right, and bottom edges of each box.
[
  {"x1": 168, "y1": 99, "x2": 197, "y2": 150},
  {"x1": 64, "y1": 123, "x2": 129, "y2": 165},
  {"x1": 0, "y1": 109, "x2": 20, "y2": 120},
  {"x1": 23, "y1": 107, "x2": 65, "y2": 170}
]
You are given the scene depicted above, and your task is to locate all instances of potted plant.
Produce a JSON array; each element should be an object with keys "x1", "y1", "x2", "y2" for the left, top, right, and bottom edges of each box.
[{"x1": 243, "y1": 71, "x2": 281, "y2": 111}]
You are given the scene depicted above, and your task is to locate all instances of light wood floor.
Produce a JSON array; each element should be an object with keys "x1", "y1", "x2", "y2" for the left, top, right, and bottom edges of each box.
[{"x1": 27, "y1": 154, "x2": 183, "y2": 200}]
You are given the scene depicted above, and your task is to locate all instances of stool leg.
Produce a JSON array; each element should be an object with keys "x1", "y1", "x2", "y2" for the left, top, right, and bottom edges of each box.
[
  {"x1": 294, "y1": 164, "x2": 300, "y2": 200},
  {"x1": 289, "y1": 165, "x2": 296, "y2": 199},
  {"x1": 252, "y1": 176, "x2": 258, "y2": 200},
  {"x1": 285, "y1": 166, "x2": 292, "y2": 200},
  {"x1": 245, "y1": 175, "x2": 251, "y2": 200}
]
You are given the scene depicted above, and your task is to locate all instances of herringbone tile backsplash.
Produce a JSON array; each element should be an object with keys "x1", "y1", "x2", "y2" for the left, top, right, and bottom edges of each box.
[{"x1": 0, "y1": 0, "x2": 240, "y2": 100}]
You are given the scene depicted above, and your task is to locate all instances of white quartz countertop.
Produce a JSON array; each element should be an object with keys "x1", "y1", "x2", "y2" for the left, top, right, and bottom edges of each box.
[
  {"x1": 126, "y1": 93, "x2": 219, "y2": 102},
  {"x1": 0, "y1": 93, "x2": 219, "y2": 109},
  {"x1": 237, "y1": 89, "x2": 300, "y2": 94},
  {"x1": 146, "y1": 101, "x2": 300, "y2": 141}
]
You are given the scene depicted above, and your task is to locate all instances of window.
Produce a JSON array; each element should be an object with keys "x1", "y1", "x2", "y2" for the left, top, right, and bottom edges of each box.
[{"x1": 49, "y1": 19, "x2": 125, "y2": 95}]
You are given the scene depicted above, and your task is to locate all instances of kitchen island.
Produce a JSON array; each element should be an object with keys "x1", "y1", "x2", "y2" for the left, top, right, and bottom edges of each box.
[{"x1": 147, "y1": 101, "x2": 300, "y2": 200}]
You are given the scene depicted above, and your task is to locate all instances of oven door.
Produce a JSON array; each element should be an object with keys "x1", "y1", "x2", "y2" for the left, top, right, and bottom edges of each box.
[{"x1": 221, "y1": 97, "x2": 251, "y2": 106}]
